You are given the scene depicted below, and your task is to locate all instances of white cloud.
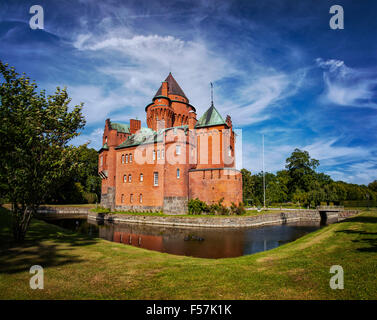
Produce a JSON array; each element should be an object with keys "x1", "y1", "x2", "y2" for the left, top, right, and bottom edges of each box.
[
  {"x1": 242, "y1": 136, "x2": 374, "y2": 184},
  {"x1": 70, "y1": 127, "x2": 103, "y2": 150},
  {"x1": 316, "y1": 58, "x2": 377, "y2": 108}
]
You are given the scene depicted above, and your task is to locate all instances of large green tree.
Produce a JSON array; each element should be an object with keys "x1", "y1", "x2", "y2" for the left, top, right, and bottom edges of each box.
[{"x1": 0, "y1": 61, "x2": 85, "y2": 241}]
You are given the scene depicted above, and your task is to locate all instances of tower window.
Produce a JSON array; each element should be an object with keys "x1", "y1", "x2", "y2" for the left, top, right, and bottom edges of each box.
[
  {"x1": 157, "y1": 150, "x2": 160, "y2": 160},
  {"x1": 153, "y1": 150, "x2": 156, "y2": 161},
  {"x1": 176, "y1": 145, "x2": 181, "y2": 155},
  {"x1": 140, "y1": 173, "x2": 143, "y2": 182},
  {"x1": 177, "y1": 168, "x2": 180, "y2": 179},
  {"x1": 161, "y1": 149, "x2": 164, "y2": 160},
  {"x1": 153, "y1": 172, "x2": 159, "y2": 186}
]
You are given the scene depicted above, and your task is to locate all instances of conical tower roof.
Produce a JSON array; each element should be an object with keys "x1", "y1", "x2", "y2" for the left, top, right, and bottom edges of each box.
[
  {"x1": 154, "y1": 72, "x2": 188, "y2": 100},
  {"x1": 195, "y1": 103, "x2": 227, "y2": 128}
]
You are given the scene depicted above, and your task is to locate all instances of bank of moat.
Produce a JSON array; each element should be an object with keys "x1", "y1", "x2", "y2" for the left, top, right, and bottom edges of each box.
[{"x1": 98, "y1": 73, "x2": 242, "y2": 214}]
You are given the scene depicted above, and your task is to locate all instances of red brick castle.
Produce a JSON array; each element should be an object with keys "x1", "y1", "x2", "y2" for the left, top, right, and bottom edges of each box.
[{"x1": 98, "y1": 73, "x2": 242, "y2": 214}]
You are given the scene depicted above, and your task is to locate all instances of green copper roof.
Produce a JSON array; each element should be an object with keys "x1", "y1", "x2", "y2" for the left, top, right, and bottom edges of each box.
[
  {"x1": 116, "y1": 126, "x2": 189, "y2": 149},
  {"x1": 116, "y1": 127, "x2": 157, "y2": 149},
  {"x1": 110, "y1": 122, "x2": 130, "y2": 133},
  {"x1": 195, "y1": 104, "x2": 227, "y2": 128}
]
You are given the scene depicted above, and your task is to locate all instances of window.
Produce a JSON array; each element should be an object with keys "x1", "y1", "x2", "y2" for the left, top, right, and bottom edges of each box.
[
  {"x1": 123, "y1": 174, "x2": 127, "y2": 183},
  {"x1": 177, "y1": 168, "x2": 180, "y2": 179},
  {"x1": 129, "y1": 153, "x2": 133, "y2": 163},
  {"x1": 121, "y1": 194, "x2": 124, "y2": 203},
  {"x1": 139, "y1": 194, "x2": 143, "y2": 203},
  {"x1": 176, "y1": 145, "x2": 181, "y2": 155},
  {"x1": 228, "y1": 147, "x2": 232, "y2": 157},
  {"x1": 128, "y1": 174, "x2": 132, "y2": 183},
  {"x1": 130, "y1": 194, "x2": 133, "y2": 203},
  {"x1": 121, "y1": 154, "x2": 124, "y2": 164},
  {"x1": 140, "y1": 173, "x2": 143, "y2": 182},
  {"x1": 153, "y1": 172, "x2": 159, "y2": 186},
  {"x1": 173, "y1": 128, "x2": 177, "y2": 135},
  {"x1": 126, "y1": 154, "x2": 128, "y2": 163},
  {"x1": 153, "y1": 150, "x2": 156, "y2": 160},
  {"x1": 157, "y1": 150, "x2": 160, "y2": 160},
  {"x1": 161, "y1": 149, "x2": 164, "y2": 160}
]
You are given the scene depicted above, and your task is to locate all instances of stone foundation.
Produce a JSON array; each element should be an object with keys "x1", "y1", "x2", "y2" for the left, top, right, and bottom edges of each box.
[
  {"x1": 163, "y1": 196, "x2": 188, "y2": 215},
  {"x1": 114, "y1": 205, "x2": 163, "y2": 213},
  {"x1": 100, "y1": 187, "x2": 115, "y2": 210}
]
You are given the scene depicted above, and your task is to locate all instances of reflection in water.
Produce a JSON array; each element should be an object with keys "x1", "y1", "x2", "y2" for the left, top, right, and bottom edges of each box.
[{"x1": 43, "y1": 217, "x2": 331, "y2": 259}]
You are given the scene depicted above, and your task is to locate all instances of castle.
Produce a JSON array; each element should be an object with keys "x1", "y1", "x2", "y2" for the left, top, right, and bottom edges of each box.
[{"x1": 98, "y1": 73, "x2": 242, "y2": 214}]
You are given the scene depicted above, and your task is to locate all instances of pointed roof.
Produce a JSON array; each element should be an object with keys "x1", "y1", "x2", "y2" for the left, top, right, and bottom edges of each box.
[
  {"x1": 154, "y1": 73, "x2": 188, "y2": 100},
  {"x1": 195, "y1": 103, "x2": 227, "y2": 128}
]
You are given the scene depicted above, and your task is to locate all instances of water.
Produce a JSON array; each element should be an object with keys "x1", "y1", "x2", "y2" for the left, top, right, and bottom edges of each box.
[{"x1": 42, "y1": 217, "x2": 329, "y2": 259}]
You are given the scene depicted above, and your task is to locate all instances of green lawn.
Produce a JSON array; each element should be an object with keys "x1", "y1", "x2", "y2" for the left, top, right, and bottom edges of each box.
[{"x1": 0, "y1": 207, "x2": 376, "y2": 299}]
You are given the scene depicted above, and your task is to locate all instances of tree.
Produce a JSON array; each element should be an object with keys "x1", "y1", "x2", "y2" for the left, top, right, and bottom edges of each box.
[
  {"x1": 0, "y1": 61, "x2": 85, "y2": 241},
  {"x1": 285, "y1": 148, "x2": 320, "y2": 193},
  {"x1": 368, "y1": 180, "x2": 377, "y2": 193}
]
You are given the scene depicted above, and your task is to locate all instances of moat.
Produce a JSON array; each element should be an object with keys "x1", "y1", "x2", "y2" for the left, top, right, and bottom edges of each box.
[{"x1": 42, "y1": 217, "x2": 331, "y2": 258}]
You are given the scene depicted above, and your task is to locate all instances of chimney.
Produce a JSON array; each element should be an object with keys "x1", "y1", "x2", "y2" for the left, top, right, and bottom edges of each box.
[
  {"x1": 225, "y1": 115, "x2": 232, "y2": 128},
  {"x1": 188, "y1": 111, "x2": 197, "y2": 129},
  {"x1": 130, "y1": 119, "x2": 141, "y2": 134},
  {"x1": 161, "y1": 81, "x2": 168, "y2": 96}
]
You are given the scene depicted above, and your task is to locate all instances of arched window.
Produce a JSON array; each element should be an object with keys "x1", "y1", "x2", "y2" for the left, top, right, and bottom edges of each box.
[
  {"x1": 140, "y1": 173, "x2": 143, "y2": 182},
  {"x1": 130, "y1": 194, "x2": 133, "y2": 203},
  {"x1": 139, "y1": 194, "x2": 143, "y2": 203},
  {"x1": 128, "y1": 174, "x2": 132, "y2": 183},
  {"x1": 121, "y1": 154, "x2": 124, "y2": 163},
  {"x1": 177, "y1": 168, "x2": 180, "y2": 179},
  {"x1": 176, "y1": 145, "x2": 181, "y2": 155},
  {"x1": 123, "y1": 175, "x2": 127, "y2": 183},
  {"x1": 121, "y1": 194, "x2": 124, "y2": 203},
  {"x1": 153, "y1": 150, "x2": 156, "y2": 161},
  {"x1": 129, "y1": 153, "x2": 133, "y2": 163},
  {"x1": 228, "y1": 146, "x2": 232, "y2": 157},
  {"x1": 125, "y1": 154, "x2": 128, "y2": 163}
]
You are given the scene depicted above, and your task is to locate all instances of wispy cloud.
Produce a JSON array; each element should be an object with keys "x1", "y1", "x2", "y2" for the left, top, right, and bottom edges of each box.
[{"x1": 316, "y1": 58, "x2": 377, "y2": 108}]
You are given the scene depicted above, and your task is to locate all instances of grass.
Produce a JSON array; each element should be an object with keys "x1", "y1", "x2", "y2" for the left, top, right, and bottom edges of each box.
[{"x1": 0, "y1": 206, "x2": 376, "y2": 299}]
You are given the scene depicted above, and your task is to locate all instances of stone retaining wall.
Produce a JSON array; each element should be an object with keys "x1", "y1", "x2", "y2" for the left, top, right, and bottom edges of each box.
[
  {"x1": 87, "y1": 210, "x2": 359, "y2": 228},
  {"x1": 35, "y1": 206, "x2": 359, "y2": 228}
]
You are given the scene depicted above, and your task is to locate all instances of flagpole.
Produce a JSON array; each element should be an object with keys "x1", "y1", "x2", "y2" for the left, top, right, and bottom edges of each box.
[{"x1": 263, "y1": 134, "x2": 266, "y2": 209}]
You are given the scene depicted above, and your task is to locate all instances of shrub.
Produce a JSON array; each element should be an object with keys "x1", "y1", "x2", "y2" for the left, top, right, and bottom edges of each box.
[{"x1": 188, "y1": 198, "x2": 208, "y2": 215}]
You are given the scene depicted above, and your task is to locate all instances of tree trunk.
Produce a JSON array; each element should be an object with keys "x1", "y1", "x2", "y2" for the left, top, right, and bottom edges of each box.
[{"x1": 12, "y1": 204, "x2": 33, "y2": 242}]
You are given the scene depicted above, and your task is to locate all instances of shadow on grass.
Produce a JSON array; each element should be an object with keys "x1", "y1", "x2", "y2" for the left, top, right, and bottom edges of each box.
[
  {"x1": 0, "y1": 208, "x2": 99, "y2": 274},
  {"x1": 335, "y1": 229, "x2": 377, "y2": 253}
]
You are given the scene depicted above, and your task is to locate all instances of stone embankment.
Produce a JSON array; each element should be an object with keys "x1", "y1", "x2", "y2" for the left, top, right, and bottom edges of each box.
[{"x1": 34, "y1": 206, "x2": 359, "y2": 228}]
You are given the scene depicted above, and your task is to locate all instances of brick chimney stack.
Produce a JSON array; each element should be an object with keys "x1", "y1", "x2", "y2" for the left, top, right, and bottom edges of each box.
[
  {"x1": 130, "y1": 118, "x2": 141, "y2": 134},
  {"x1": 161, "y1": 81, "x2": 168, "y2": 96}
]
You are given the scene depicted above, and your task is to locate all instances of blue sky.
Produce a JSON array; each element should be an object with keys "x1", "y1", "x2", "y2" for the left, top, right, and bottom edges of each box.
[{"x1": 1, "y1": 0, "x2": 376, "y2": 184}]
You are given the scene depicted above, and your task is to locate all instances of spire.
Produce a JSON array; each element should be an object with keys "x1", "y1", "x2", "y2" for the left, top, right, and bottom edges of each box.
[
  {"x1": 154, "y1": 73, "x2": 188, "y2": 101},
  {"x1": 210, "y1": 82, "x2": 214, "y2": 106}
]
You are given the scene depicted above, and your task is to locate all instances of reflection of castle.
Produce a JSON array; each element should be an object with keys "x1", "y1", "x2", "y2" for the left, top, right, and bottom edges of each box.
[
  {"x1": 97, "y1": 222, "x2": 244, "y2": 259},
  {"x1": 98, "y1": 73, "x2": 242, "y2": 214}
]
